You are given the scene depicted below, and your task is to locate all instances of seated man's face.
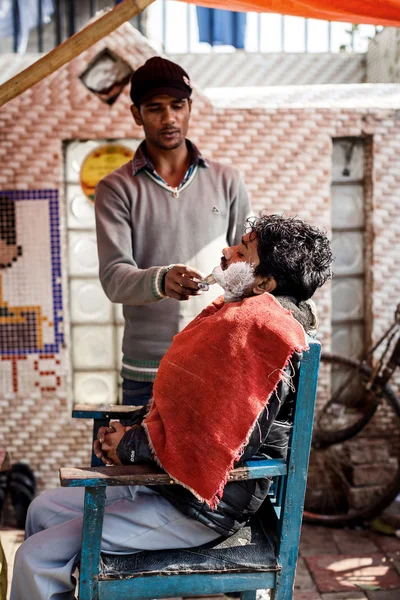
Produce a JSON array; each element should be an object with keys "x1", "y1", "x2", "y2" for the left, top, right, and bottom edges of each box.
[
  {"x1": 211, "y1": 233, "x2": 276, "y2": 301},
  {"x1": 221, "y1": 232, "x2": 259, "y2": 272}
]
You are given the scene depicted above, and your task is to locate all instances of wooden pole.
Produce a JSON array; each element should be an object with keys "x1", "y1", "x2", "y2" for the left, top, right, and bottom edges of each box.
[{"x1": 0, "y1": 0, "x2": 156, "y2": 107}]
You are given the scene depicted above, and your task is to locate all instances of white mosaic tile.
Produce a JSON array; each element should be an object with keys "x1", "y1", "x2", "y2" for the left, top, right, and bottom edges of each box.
[
  {"x1": 70, "y1": 279, "x2": 113, "y2": 324},
  {"x1": 117, "y1": 325, "x2": 124, "y2": 371},
  {"x1": 65, "y1": 140, "x2": 101, "y2": 184},
  {"x1": 68, "y1": 231, "x2": 99, "y2": 276},
  {"x1": 332, "y1": 231, "x2": 364, "y2": 276},
  {"x1": 332, "y1": 184, "x2": 364, "y2": 229},
  {"x1": 72, "y1": 325, "x2": 116, "y2": 370},
  {"x1": 65, "y1": 139, "x2": 141, "y2": 184},
  {"x1": 74, "y1": 371, "x2": 118, "y2": 405},
  {"x1": 66, "y1": 184, "x2": 96, "y2": 230},
  {"x1": 332, "y1": 323, "x2": 365, "y2": 358},
  {"x1": 332, "y1": 278, "x2": 364, "y2": 321},
  {"x1": 114, "y1": 302, "x2": 125, "y2": 324}
]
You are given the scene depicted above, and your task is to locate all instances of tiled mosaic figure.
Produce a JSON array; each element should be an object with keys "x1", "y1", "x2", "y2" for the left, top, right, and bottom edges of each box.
[
  {"x1": 0, "y1": 196, "x2": 45, "y2": 353},
  {"x1": 0, "y1": 191, "x2": 64, "y2": 394}
]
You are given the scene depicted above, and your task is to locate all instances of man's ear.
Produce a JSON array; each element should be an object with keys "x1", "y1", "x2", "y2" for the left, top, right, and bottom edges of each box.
[
  {"x1": 188, "y1": 98, "x2": 192, "y2": 114},
  {"x1": 130, "y1": 104, "x2": 143, "y2": 126},
  {"x1": 253, "y1": 277, "x2": 277, "y2": 295}
]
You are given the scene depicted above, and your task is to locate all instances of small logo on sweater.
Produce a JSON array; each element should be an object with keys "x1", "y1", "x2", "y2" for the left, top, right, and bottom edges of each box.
[{"x1": 212, "y1": 206, "x2": 220, "y2": 214}]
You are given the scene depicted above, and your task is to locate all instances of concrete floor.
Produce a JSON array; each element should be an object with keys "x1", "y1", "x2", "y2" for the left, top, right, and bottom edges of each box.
[{"x1": 2, "y1": 522, "x2": 400, "y2": 599}]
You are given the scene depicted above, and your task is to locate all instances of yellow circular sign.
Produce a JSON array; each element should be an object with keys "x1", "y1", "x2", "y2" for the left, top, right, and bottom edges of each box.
[{"x1": 80, "y1": 144, "x2": 135, "y2": 202}]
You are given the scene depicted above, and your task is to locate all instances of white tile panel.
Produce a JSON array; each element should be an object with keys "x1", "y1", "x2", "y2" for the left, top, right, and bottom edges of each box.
[
  {"x1": 66, "y1": 184, "x2": 96, "y2": 230},
  {"x1": 331, "y1": 184, "x2": 364, "y2": 229},
  {"x1": 74, "y1": 371, "x2": 118, "y2": 405},
  {"x1": 65, "y1": 140, "x2": 101, "y2": 184},
  {"x1": 332, "y1": 139, "x2": 364, "y2": 183},
  {"x1": 169, "y1": 53, "x2": 367, "y2": 88},
  {"x1": 332, "y1": 231, "x2": 364, "y2": 276},
  {"x1": 332, "y1": 323, "x2": 364, "y2": 358},
  {"x1": 72, "y1": 325, "x2": 116, "y2": 369},
  {"x1": 114, "y1": 302, "x2": 125, "y2": 324},
  {"x1": 332, "y1": 278, "x2": 364, "y2": 321},
  {"x1": 68, "y1": 231, "x2": 99, "y2": 276},
  {"x1": 117, "y1": 325, "x2": 124, "y2": 371},
  {"x1": 70, "y1": 279, "x2": 113, "y2": 324},
  {"x1": 65, "y1": 139, "x2": 142, "y2": 184}
]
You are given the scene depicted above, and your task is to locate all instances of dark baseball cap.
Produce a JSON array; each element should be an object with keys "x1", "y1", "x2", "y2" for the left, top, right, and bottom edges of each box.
[{"x1": 130, "y1": 57, "x2": 192, "y2": 107}]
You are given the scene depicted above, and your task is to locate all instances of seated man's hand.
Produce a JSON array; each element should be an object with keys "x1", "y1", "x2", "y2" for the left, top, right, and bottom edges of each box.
[
  {"x1": 164, "y1": 264, "x2": 204, "y2": 301},
  {"x1": 93, "y1": 422, "x2": 132, "y2": 466}
]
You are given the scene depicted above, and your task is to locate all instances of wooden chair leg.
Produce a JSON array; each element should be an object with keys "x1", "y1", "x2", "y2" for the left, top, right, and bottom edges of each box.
[
  {"x1": 0, "y1": 536, "x2": 7, "y2": 600},
  {"x1": 79, "y1": 487, "x2": 106, "y2": 600}
]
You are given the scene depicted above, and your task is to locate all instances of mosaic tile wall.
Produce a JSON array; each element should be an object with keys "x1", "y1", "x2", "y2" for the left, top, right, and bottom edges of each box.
[
  {"x1": 0, "y1": 191, "x2": 63, "y2": 361},
  {"x1": 0, "y1": 22, "x2": 399, "y2": 492}
]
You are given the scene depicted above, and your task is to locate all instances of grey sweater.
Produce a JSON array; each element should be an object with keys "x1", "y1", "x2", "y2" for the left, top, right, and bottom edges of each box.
[{"x1": 95, "y1": 156, "x2": 251, "y2": 381}]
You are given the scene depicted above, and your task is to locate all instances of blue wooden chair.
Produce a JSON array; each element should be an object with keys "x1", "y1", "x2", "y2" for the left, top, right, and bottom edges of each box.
[{"x1": 61, "y1": 339, "x2": 320, "y2": 600}]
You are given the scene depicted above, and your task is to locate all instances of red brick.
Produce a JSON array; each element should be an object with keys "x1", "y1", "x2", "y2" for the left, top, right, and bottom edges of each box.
[{"x1": 305, "y1": 554, "x2": 400, "y2": 593}]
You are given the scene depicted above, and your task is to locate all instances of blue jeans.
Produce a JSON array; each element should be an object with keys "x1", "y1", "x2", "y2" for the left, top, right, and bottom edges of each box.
[{"x1": 122, "y1": 379, "x2": 154, "y2": 407}]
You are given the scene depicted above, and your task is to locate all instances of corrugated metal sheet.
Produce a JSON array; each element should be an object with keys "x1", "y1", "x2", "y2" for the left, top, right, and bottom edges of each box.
[
  {"x1": 0, "y1": 54, "x2": 43, "y2": 85},
  {"x1": 168, "y1": 52, "x2": 366, "y2": 87},
  {"x1": 367, "y1": 27, "x2": 400, "y2": 83},
  {"x1": 206, "y1": 83, "x2": 400, "y2": 108},
  {"x1": 1, "y1": 50, "x2": 367, "y2": 91}
]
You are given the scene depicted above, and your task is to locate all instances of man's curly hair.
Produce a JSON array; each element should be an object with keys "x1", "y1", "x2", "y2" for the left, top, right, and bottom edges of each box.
[{"x1": 246, "y1": 214, "x2": 333, "y2": 301}]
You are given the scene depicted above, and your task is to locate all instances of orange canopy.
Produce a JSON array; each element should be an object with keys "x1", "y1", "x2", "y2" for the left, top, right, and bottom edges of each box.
[{"x1": 181, "y1": 0, "x2": 400, "y2": 26}]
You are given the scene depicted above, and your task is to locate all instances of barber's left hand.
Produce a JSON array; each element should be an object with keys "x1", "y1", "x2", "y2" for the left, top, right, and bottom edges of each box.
[{"x1": 97, "y1": 422, "x2": 132, "y2": 466}]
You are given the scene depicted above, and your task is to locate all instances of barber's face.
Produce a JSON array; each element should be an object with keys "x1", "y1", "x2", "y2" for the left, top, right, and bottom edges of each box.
[
  {"x1": 131, "y1": 95, "x2": 191, "y2": 151},
  {"x1": 221, "y1": 232, "x2": 260, "y2": 271}
]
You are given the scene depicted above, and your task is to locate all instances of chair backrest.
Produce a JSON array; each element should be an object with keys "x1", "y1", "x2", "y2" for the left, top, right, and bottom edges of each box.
[{"x1": 275, "y1": 338, "x2": 321, "y2": 595}]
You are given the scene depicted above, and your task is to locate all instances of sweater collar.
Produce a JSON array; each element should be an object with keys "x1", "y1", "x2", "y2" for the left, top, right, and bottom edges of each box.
[{"x1": 132, "y1": 139, "x2": 208, "y2": 176}]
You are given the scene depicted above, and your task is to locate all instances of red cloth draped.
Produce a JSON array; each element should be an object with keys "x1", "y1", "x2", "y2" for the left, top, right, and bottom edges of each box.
[
  {"x1": 144, "y1": 293, "x2": 308, "y2": 507},
  {"x1": 180, "y1": 1, "x2": 400, "y2": 26}
]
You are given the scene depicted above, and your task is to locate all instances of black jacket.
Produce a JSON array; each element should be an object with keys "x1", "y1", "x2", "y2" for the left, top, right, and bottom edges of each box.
[{"x1": 117, "y1": 297, "x2": 313, "y2": 537}]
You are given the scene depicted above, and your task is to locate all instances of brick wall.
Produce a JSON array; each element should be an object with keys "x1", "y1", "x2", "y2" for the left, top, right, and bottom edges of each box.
[{"x1": 1, "y1": 23, "x2": 399, "y2": 493}]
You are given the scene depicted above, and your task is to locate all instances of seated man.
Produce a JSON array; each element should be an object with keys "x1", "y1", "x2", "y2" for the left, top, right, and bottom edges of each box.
[{"x1": 11, "y1": 214, "x2": 333, "y2": 600}]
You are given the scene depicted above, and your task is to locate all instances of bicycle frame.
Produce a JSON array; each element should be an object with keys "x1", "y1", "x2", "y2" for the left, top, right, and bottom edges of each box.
[
  {"x1": 312, "y1": 304, "x2": 400, "y2": 449},
  {"x1": 364, "y1": 303, "x2": 400, "y2": 392}
]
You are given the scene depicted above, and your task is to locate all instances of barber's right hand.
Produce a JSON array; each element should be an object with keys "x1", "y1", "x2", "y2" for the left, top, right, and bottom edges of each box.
[
  {"x1": 93, "y1": 425, "x2": 116, "y2": 466},
  {"x1": 164, "y1": 264, "x2": 204, "y2": 301}
]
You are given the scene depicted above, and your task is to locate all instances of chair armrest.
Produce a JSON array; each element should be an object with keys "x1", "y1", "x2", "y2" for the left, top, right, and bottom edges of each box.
[
  {"x1": 60, "y1": 459, "x2": 286, "y2": 488},
  {"x1": 72, "y1": 404, "x2": 143, "y2": 420}
]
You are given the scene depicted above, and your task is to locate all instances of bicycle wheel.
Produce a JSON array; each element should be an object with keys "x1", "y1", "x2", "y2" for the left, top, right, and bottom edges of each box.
[
  {"x1": 312, "y1": 354, "x2": 379, "y2": 445},
  {"x1": 304, "y1": 354, "x2": 400, "y2": 525}
]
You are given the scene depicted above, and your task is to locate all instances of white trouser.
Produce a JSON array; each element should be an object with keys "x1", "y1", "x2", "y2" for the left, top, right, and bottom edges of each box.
[{"x1": 11, "y1": 485, "x2": 220, "y2": 600}]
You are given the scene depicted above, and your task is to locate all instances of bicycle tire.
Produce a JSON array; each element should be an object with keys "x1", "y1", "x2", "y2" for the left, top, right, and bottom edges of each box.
[{"x1": 304, "y1": 354, "x2": 400, "y2": 526}]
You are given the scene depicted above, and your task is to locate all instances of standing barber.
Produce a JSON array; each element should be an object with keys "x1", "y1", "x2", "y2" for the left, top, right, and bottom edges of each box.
[{"x1": 95, "y1": 57, "x2": 251, "y2": 405}]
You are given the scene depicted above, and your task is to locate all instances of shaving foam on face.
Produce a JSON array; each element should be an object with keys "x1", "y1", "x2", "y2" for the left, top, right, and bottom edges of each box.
[{"x1": 211, "y1": 262, "x2": 257, "y2": 302}]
